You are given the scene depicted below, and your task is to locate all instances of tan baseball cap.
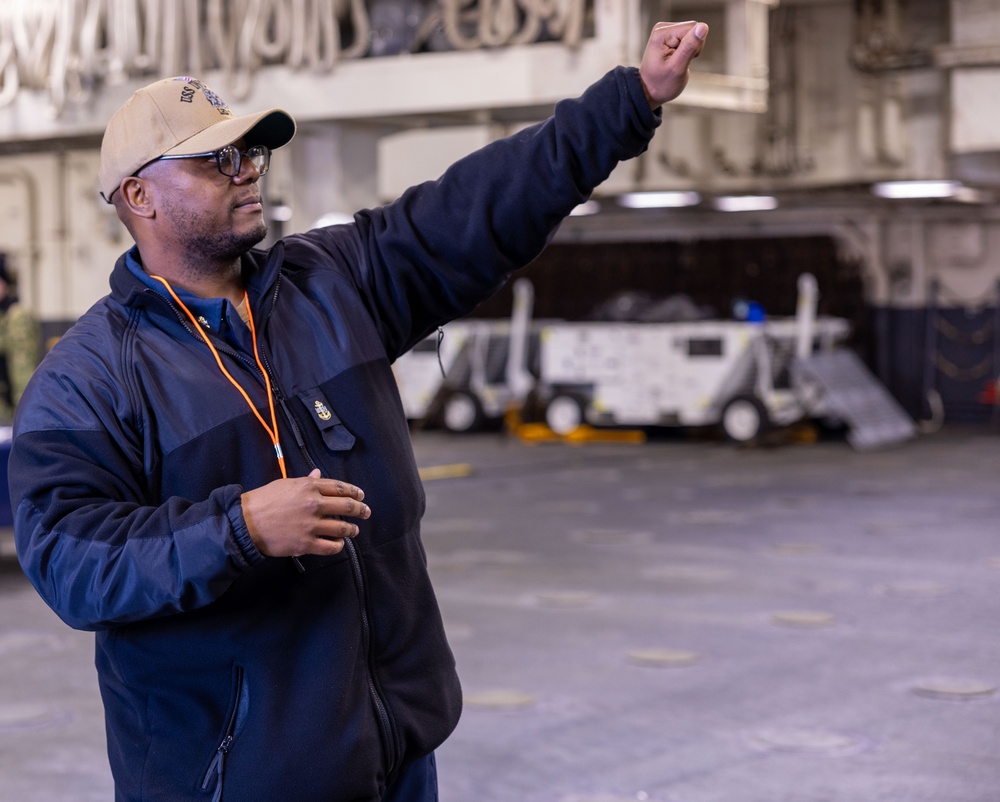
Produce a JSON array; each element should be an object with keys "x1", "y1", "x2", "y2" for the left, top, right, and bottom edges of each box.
[{"x1": 99, "y1": 76, "x2": 296, "y2": 202}]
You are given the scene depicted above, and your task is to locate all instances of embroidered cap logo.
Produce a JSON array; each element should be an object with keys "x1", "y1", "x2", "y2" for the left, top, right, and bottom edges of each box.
[{"x1": 173, "y1": 77, "x2": 233, "y2": 115}]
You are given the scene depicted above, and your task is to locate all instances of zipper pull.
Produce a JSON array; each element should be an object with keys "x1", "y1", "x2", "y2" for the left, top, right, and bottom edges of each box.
[{"x1": 202, "y1": 735, "x2": 233, "y2": 802}]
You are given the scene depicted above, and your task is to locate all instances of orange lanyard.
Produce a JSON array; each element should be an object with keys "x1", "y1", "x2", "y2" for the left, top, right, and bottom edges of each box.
[{"x1": 150, "y1": 275, "x2": 287, "y2": 478}]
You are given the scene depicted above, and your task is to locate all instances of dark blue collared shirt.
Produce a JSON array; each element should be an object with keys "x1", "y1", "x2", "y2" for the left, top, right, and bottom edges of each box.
[{"x1": 125, "y1": 245, "x2": 251, "y2": 349}]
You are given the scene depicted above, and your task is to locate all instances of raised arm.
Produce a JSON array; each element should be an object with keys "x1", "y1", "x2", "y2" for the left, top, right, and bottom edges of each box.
[{"x1": 306, "y1": 22, "x2": 709, "y2": 360}]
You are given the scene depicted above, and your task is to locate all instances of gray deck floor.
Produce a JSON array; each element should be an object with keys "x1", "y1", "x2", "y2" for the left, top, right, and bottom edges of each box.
[{"x1": 2, "y1": 427, "x2": 998, "y2": 801}]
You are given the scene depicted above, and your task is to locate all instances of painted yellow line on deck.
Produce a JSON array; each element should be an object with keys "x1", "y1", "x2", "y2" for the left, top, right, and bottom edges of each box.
[{"x1": 418, "y1": 463, "x2": 474, "y2": 481}]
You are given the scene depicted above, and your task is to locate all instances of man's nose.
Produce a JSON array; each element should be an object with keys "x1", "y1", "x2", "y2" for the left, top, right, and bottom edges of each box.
[{"x1": 233, "y1": 156, "x2": 260, "y2": 184}]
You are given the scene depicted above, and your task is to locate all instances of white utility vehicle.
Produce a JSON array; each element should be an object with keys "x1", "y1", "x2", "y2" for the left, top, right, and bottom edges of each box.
[{"x1": 394, "y1": 275, "x2": 915, "y2": 448}]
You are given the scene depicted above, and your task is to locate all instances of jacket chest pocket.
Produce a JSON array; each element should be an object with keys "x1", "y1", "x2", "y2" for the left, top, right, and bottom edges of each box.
[{"x1": 298, "y1": 386, "x2": 356, "y2": 451}]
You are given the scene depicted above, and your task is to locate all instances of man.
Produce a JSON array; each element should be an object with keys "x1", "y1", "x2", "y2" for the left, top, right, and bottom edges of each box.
[
  {"x1": 0, "y1": 255, "x2": 40, "y2": 422},
  {"x1": 10, "y1": 20, "x2": 708, "y2": 802}
]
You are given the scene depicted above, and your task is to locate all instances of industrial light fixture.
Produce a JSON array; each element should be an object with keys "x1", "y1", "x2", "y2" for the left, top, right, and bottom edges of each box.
[
  {"x1": 570, "y1": 200, "x2": 602, "y2": 216},
  {"x1": 617, "y1": 190, "x2": 701, "y2": 209},
  {"x1": 312, "y1": 211, "x2": 355, "y2": 227},
  {"x1": 871, "y1": 180, "x2": 961, "y2": 199},
  {"x1": 713, "y1": 195, "x2": 778, "y2": 212}
]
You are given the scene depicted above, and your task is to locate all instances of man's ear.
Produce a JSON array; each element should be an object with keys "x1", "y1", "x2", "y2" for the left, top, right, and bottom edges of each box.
[{"x1": 119, "y1": 176, "x2": 155, "y2": 219}]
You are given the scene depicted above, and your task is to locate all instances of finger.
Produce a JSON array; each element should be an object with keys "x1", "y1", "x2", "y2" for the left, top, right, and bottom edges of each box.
[
  {"x1": 308, "y1": 468, "x2": 321, "y2": 478},
  {"x1": 674, "y1": 22, "x2": 708, "y2": 61},
  {"x1": 313, "y1": 518, "x2": 362, "y2": 541},
  {"x1": 653, "y1": 20, "x2": 696, "y2": 48},
  {"x1": 314, "y1": 477, "x2": 366, "y2": 501},
  {"x1": 305, "y1": 536, "x2": 349, "y2": 557},
  {"x1": 315, "y1": 495, "x2": 372, "y2": 521}
]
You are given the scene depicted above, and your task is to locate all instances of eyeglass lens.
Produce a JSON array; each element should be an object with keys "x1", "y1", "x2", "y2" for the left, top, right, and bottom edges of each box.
[{"x1": 217, "y1": 145, "x2": 270, "y2": 177}]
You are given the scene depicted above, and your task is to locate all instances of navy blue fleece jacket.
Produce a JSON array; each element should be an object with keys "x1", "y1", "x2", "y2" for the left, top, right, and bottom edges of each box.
[{"x1": 10, "y1": 66, "x2": 660, "y2": 802}]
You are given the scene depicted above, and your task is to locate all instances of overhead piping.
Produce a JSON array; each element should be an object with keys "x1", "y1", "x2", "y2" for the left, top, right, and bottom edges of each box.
[{"x1": 0, "y1": 0, "x2": 590, "y2": 114}]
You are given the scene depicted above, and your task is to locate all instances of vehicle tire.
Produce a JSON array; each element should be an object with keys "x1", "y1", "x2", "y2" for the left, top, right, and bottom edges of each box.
[
  {"x1": 441, "y1": 391, "x2": 483, "y2": 433},
  {"x1": 545, "y1": 394, "x2": 585, "y2": 435},
  {"x1": 721, "y1": 395, "x2": 769, "y2": 443}
]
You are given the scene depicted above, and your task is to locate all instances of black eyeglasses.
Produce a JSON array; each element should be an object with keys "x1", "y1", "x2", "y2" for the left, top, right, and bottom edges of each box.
[
  {"x1": 103, "y1": 144, "x2": 272, "y2": 203},
  {"x1": 157, "y1": 144, "x2": 271, "y2": 178}
]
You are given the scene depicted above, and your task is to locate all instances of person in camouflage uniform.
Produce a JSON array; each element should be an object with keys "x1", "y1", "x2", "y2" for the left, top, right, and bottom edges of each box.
[{"x1": 0, "y1": 255, "x2": 40, "y2": 423}]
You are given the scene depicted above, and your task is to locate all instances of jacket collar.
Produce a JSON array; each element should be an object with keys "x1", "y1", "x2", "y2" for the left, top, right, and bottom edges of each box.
[{"x1": 109, "y1": 240, "x2": 285, "y2": 323}]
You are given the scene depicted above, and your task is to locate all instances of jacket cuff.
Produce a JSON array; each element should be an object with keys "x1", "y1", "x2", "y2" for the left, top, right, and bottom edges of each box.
[
  {"x1": 228, "y1": 494, "x2": 265, "y2": 567},
  {"x1": 622, "y1": 65, "x2": 663, "y2": 128}
]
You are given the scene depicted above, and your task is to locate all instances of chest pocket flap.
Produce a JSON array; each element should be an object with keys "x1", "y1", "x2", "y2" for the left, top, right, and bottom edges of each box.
[{"x1": 298, "y1": 387, "x2": 356, "y2": 451}]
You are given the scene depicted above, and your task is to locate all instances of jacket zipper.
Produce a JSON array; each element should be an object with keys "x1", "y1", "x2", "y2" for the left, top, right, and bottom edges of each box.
[
  {"x1": 254, "y1": 287, "x2": 400, "y2": 776},
  {"x1": 345, "y1": 535, "x2": 399, "y2": 772},
  {"x1": 271, "y1": 391, "x2": 400, "y2": 773},
  {"x1": 201, "y1": 666, "x2": 247, "y2": 801}
]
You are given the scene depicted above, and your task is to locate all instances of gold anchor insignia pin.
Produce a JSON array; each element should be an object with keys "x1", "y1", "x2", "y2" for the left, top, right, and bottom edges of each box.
[{"x1": 314, "y1": 400, "x2": 332, "y2": 421}]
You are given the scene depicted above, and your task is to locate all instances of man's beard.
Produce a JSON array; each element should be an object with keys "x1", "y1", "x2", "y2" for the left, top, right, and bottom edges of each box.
[
  {"x1": 183, "y1": 220, "x2": 268, "y2": 264},
  {"x1": 156, "y1": 186, "x2": 268, "y2": 267}
]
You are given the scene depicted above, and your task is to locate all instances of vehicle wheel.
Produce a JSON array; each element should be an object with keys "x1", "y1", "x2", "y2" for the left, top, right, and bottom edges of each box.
[
  {"x1": 441, "y1": 391, "x2": 483, "y2": 433},
  {"x1": 721, "y1": 395, "x2": 769, "y2": 443},
  {"x1": 545, "y1": 394, "x2": 585, "y2": 435}
]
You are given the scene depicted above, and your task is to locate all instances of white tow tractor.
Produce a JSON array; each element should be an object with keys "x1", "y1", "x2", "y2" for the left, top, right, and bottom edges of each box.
[{"x1": 534, "y1": 274, "x2": 849, "y2": 442}]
